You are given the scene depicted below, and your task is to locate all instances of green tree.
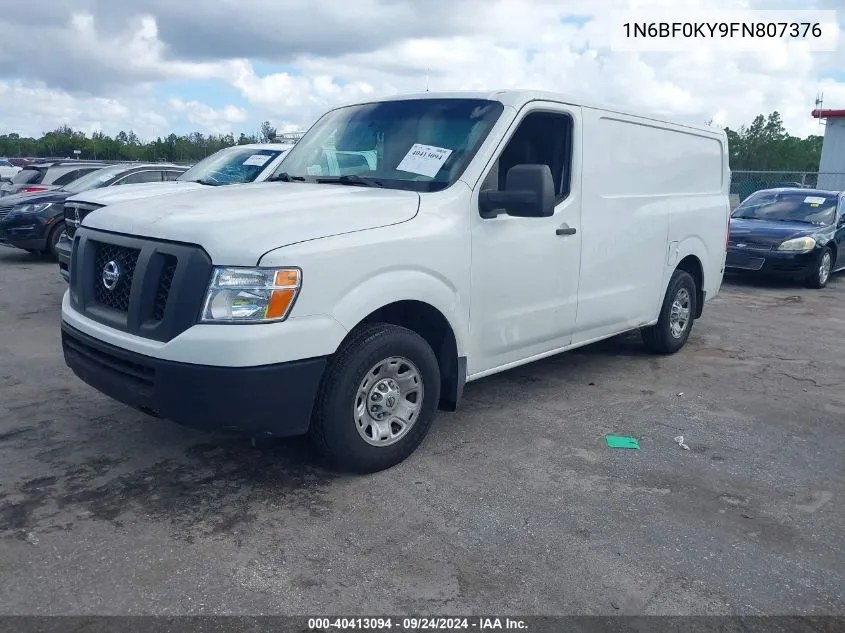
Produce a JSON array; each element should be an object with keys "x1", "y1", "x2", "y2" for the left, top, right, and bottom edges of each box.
[
  {"x1": 259, "y1": 120, "x2": 276, "y2": 142},
  {"x1": 723, "y1": 111, "x2": 822, "y2": 172}
]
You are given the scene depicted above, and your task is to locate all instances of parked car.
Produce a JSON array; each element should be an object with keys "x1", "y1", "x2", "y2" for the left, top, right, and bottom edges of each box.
[
  {"x1": 0, "y1": 163, "x2": 186, "y2": 258},
  {"x1": 0, "y1": 161, "x2": 110, "y2": 198},
  {"x1": 0, "y1": 158, "x2": 22, "y2": 181},
  {"x1": 57, "y1": 143, "x2": 293, "y2": 280},
  {"x1": 60, "y1": 90, "x2": 730, "y2": 473},
  {"x1": 726, "y1": 187, "x2": 845, "y2": 288}
]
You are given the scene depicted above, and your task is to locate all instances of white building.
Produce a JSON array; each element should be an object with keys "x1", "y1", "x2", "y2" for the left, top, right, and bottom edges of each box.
[
  {"x1": 812, "y1": 108, "x2": 845, "y2": 191},
  {"x1": 273, "y1": 131, "x2": 306, "y2": 143}
]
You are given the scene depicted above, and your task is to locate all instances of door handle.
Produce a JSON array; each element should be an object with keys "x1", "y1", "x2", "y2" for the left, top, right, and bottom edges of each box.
[{"x1": 556, "y1": 225, "x2": 577, "y2": 236}]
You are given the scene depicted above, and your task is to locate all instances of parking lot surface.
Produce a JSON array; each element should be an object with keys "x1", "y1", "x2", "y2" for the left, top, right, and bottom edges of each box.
[{"x1": 0, "y1": 248, "x2": 843, "y2": 616}]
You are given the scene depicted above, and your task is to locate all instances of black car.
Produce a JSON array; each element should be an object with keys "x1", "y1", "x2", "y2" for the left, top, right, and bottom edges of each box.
[
  {"x1": 0, "y1": 163, "x2": 187, "y2": 258},
  {"x1": 726, "y1": 188, "x2": 845, "y2": 288}
]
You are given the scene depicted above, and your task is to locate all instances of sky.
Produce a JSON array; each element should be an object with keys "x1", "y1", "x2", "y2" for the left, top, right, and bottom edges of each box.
[{"x1": 0, "y1": 0, "x2": 843, "y2": 141}]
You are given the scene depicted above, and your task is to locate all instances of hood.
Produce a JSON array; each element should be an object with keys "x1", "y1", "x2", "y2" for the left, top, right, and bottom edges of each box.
[
  {"x1": 729, "y1": 217, "x2": 827, "y2": 248},
  {"x1": 67, "y1": 180, "x2": 207, "y2": 205},
  {"x1": 0, "y1": 189, "x2": 70, "y2": 209},
  {"x1": 83, "y1": 182, "x2": 421, "y2": 265}
]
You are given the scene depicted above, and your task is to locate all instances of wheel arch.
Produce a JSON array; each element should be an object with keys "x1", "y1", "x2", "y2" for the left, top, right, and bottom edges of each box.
[
  {"x1": 330, "y1": 272, "x2": 468, "y2": 412},
  {"x1": 676, "y1": 254, "x2": 705, "y2": 318}
]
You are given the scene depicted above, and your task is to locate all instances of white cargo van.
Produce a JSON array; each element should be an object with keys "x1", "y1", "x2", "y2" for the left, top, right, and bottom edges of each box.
[{"x1": 60, "y1": 90, "x2": 730, "y2": 473}]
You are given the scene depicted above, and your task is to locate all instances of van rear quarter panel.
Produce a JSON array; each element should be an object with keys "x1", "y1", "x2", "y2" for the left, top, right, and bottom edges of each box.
[{"x1": 573, "y1": 109, "x2": 727, "y2": 344}]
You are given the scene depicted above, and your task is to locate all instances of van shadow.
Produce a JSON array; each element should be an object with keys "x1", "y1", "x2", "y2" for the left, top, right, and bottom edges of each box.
[{"x1": 7, "y1": 427, "x2": 342, "y2": 543}]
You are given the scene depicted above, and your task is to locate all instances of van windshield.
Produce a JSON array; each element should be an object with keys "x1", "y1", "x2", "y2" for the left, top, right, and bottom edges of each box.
[
  {"x1": 178, "y1": 146, "x2": 285, "y2": 186},
  {"x1": 271, "y1": 98, "x2": 505, "y2": 192}
]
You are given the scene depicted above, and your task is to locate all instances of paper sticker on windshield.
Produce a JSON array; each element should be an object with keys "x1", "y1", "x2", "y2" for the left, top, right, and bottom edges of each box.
[
  {"x1": 243, "y1": 154, "x2": 272, "y2": 167},
  {"x1": 396, "y1": 144, "x2": 453, "y2": 178},
  {"x1": 804, "y1": 196, "x2": 826, "y2": 205}
]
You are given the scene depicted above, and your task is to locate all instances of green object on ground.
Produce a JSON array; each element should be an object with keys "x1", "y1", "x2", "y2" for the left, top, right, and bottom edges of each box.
[{"x1": 605, "y1": 435, "x2": 640, "y2": 449}]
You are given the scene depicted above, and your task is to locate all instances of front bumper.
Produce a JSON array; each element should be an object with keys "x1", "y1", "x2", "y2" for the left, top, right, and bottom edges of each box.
[
  {"x1": 0, "y1": 214, "x2": 53, "y2": 251},
  {"x1": 56, "y1": 232, "x2": 72, "y2": 281},
  {"x1": 725, "y1": 247, "x2": 821, "y2": 278},
  {"x1": 61, "y1": 321, "x2": 328, "y2": 437}
]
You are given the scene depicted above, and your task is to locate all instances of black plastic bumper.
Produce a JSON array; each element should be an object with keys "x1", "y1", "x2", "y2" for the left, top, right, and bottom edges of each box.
[
  {"x1": 57, "y1": 233, "x2": 72, "y2": 280},
  {"x1": 725, "y1": 247, "x2": 819, "y2": 278},
  {"x1": 61, "y1": 321, "x2": 328, "y2": 437},
  {"x1": 0, "y1": 218, "x2": 49, "y2": 251}
]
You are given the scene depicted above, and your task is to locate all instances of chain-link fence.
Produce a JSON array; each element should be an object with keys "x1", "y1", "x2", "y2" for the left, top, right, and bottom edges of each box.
[{"x1": 730, "y1": 171, "x2": 845, "y2": 208}]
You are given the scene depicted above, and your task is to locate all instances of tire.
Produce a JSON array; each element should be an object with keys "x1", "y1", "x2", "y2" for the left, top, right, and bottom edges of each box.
[
  {"x1": 43, "y1": 222, "x2": 65, "y2": 260},
  {"x1": 641, "y1": 270, "x2": 698, "y2": 354},
  {"x1": 309, "y1": 323, "x2": 441, "y2": 474},
  {"x1": 805, "y1": 247, "x2": 832, "y2": 289}
]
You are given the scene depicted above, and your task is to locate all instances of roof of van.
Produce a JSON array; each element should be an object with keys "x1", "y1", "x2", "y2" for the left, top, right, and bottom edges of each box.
[{"x1": 336, "y1": 89, "x2": 724, "y2": 136}]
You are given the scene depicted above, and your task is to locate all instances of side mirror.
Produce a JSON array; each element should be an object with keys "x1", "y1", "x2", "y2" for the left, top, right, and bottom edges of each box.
[{"x1": 479, "y1": 164, "x2": 556, "y2": 219}]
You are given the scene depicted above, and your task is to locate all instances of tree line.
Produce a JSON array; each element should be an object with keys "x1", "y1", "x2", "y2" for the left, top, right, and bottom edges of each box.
[
  {"x1": 0, "y1": 121, "x2": 279, "y2": 164},
  {"x1": 0, "y1": 112, "x2": 826, "y2": 172},
  {"x1": 721, "y1": 111, "x2": 823, "y2": 172}
]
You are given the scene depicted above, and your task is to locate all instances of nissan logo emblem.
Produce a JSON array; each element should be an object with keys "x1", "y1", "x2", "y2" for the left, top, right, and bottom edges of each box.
[{"x1": 102, "y1": 260, "x2": 121, "y2": 291}]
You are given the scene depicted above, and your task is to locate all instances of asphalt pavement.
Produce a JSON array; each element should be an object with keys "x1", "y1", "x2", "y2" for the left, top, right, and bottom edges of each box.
[{"x1": 0, "y1": 248, "x2": 843, "y2": 616}]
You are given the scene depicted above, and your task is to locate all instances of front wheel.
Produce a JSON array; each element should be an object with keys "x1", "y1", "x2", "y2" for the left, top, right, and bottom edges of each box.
[
  {"x1": 806, "y1": 247, "x2": 832, "y2": 289},
  {"x1": 309, "y1": 323, "x2": 441, "y2": 473},
  {"x1": 43, "y1": 222, "x2": 65, "y2": 259},
  {"x1": 641, "y1": 270, "x2": 698, "y2": 354}
]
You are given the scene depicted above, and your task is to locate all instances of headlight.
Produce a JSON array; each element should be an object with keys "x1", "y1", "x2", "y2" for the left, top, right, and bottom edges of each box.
[
  {"x1": 11, "y1": 202, "x2": 52, "y2": 215},
  {"x1": 201, "y1": 267, "x2": 301, "y2": 323},
  {"x1": 778, "y1": 237, "x2": 816, "y2": 252}
]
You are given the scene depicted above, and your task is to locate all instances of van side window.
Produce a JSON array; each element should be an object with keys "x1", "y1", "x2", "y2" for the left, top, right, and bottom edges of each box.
[{"x1": 483, "y1": 111, "x2": 573, "y2": 200}]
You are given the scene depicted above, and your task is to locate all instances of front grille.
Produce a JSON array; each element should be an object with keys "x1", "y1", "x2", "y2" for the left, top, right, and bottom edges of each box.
[
  {"x1": 153, "y1": 256, "x2": 178, "y2": 321},
  {"x1": 728, "y1": 239, "x2": 776, "y2": 251},
  {"x1": 0, "y1": 207, "x2": 12, "y2": 220},
  {"x1": 70, "y1": 228, "x2": 212, "y2": 343},
  {"x1": 93, "y1": 242, "x2": 140, "y2": 312},
  {"x1": 64, "y1": 202, "x2": 103, "y2": 238}
]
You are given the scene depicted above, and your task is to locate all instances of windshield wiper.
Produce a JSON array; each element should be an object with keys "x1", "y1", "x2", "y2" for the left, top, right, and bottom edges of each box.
[
  {"x1": 315, "y1": 175, "x2": 384, "y2": 188},
  {"x1": 266, "y1": 172, "x2": 306, "y2": 183},
  {"x1": 195, "y1": 178, "x2": 223, "y2": 187}
]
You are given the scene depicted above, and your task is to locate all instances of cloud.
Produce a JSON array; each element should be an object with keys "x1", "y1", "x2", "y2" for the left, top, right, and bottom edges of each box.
[
  {"x1": 0, "y1": 80, "x2": 168, "y2": 139},
  {"x1": 169, "y1": 98, "x2": 248, "y2": 134},
  {"x1": 0, "y1": 0, "x2": 842, "y2": 141}
]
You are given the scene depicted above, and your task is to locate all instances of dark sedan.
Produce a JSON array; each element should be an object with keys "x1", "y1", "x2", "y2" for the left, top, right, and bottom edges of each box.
[
  {"x1": 0, "y1": 163, "x2": 186, "y2": 258},
  {"x1": 726, "y1": 188, "x2": 845, "y2": 288}
]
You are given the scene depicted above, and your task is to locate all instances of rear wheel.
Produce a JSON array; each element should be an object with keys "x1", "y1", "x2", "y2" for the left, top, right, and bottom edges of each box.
[
  {"x1": 641, "y1": 270, "x2": 698, "y2": 354},
  {"x1": 309, "y1": 323, "x2": 441, "y2": 473},
  {"x1": 806, "y1": 247, "x2": 832, "y2": 289}
]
